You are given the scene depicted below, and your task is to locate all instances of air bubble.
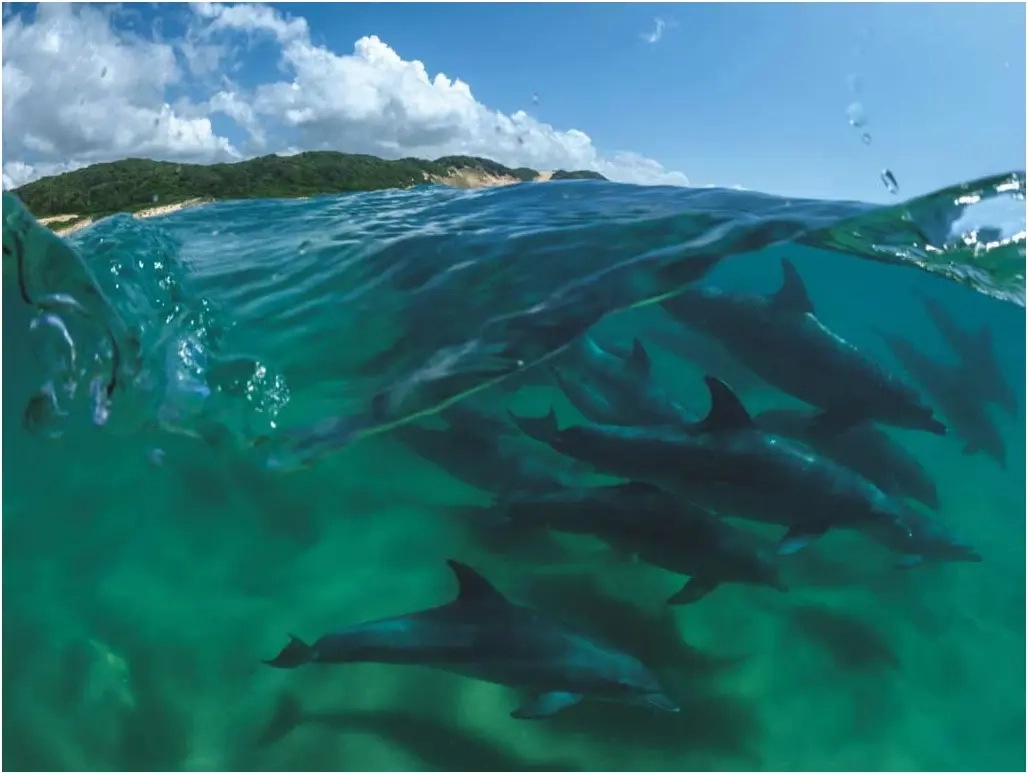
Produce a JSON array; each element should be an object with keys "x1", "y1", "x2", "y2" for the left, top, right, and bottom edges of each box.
[
  {"x1": 846, "y1": 102, "x2": 867, "y2": 129},
  {"x1": 861, "y1": 132, "x2": 872, "y2": 145}
]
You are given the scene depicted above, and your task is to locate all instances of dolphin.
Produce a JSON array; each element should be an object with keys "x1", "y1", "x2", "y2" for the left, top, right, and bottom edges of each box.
[
  {"x1": 660, "y1": 258, "x2": 946, "y2": 436},
  {"x1": 863, "y1": 506, "x2": 982, "y2": 570},
  {"x1": 394, "y1": 403, "x2": 585, "y2": 496},
  {"x1": 510, "y1": 376, "x2": 915, "y2": 555},
  {"x1": 880, "y1": 331, "x2": 1007, "y2": 469},
  {"x1": 754, "y1": 408, "x2": 940, "y2": 511},
  {"x1": 264, "y1": 559, "x2": 679, "y2": 719},
  {"x1": 488, "y1": 481, "x2": 787, "y2": 604},
  {"x1": 550, "y1": 336, "x2": 696, "y2": 428},
  {"x1": 642, "y1": 317, "x2": 766, "y2": 398},
  {"x1": 919, "y1": 293, "x2": 1019, "y2": 416}
]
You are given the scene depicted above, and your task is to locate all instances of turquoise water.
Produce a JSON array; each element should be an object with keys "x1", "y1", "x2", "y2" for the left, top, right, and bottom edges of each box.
[{"x1": 2, "y1": 175, "x2": 1025, "y2": 771}]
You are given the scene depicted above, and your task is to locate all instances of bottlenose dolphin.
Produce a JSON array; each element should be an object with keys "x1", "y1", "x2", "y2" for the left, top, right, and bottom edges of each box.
[
  {"x1": 660, "y1": 259, "x2": 946, "y2": 435},
  {"x1": 880, "y1": 331, "x2": 1007, "y2": 469},
  {"x1": 754, "y1": 408, "x2": 940, "y2": 511},
  {"x1": 863, "y1": 506, "x2": 982, "y2": 569},
  {"x1": 510, "y1": 376, "x2": 914, "y2": 555},
  {"x1": 488, "y1": 482, "x2": 787, "y2": 604},
  {"x1": 551, "y1": 336, "x2": 696, "y2": 427},
  {"x1": 394, "y1": 403, "x2": 585, "y2": 496},
  {"x1": 642, "y1": 316, "x2": 766, "y2": 398},
  {"x1": 920, "y1": 293, "x2": 1019, "y2": 416},
  {"x1": 264, "y1": 560, "x2": 678, "y2": 719}
]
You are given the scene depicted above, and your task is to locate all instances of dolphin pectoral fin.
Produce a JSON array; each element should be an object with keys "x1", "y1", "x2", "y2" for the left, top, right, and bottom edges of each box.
[
  {"x1": 895, "y1": 554, "x2": 925, "y2": 569},
  {"x1": 961, "y1": 441, "x2": 981, "y2": 456},
  {"x1": 777, "y1": 526, "x2": 827, "y2": 555},
  {"x1": 667, "y1": 577, "x2": 719, "y2": 605},
  {"x1": 511, "y1": 691, "x2": 583, "y2": 720},
  {"x1": 257, "y1": 692, "x2": 306, "y2": 747}
]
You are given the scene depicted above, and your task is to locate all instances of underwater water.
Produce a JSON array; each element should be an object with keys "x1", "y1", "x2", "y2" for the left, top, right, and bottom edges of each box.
[{"x1": 2, "y1": 175, "x2": 1025, "y2": 771}]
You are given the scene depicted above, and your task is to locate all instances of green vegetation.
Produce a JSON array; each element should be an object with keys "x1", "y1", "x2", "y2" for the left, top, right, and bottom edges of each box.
[
  {"x1": 551, "y1": 169, "x2": 608, "y2": 181},
  {"x1": 14, "y1": 152, "x2": 608, "y2": 218}
]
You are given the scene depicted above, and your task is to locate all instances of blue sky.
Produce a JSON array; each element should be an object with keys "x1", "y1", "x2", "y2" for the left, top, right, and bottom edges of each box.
[{"x1": 2, "y1": 2, "x2": 1025, "y2": 202}]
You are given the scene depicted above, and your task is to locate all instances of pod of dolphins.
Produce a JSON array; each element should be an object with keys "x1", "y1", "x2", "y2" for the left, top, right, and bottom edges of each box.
[{"x1": 266, "y1": 258, "x2": 1011, "y2": 721}]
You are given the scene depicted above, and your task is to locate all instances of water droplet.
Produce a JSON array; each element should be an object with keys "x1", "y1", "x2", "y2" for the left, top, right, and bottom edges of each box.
[
  {"x1": 100, "y1": 66, "x2": 107, "y2": 79},
  {"x1": 846, "y1": 73, "x2": 862, "y2": 95},
  {"x1": 846, "y1": 101, "x2": 867, "y2": 128},
  {"x1": 861, "y1": 132, "x2": 872, "y2": 145},
  {"x1": 152, "y1": 193, "x2": 159, "y2": 203},
  {"x1": 531, "y1": 92, "x2": 540, "y2": 105},
  {"x1": 880, "y1": 169, "x2": 899, "y2": 195}
]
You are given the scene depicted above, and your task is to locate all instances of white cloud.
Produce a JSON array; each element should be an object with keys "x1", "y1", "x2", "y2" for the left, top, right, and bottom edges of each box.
[
  {"x1": 642, "y1": 18, "x2": 666, "y2": 45},
  {"x1": 2, "y1": 3, "x2": 688, "y2": 188}
]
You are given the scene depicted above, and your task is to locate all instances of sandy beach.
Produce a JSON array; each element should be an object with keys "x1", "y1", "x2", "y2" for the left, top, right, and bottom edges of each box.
[{"x1": 41, "y1": 196, "x2": 213, "y2": 237}]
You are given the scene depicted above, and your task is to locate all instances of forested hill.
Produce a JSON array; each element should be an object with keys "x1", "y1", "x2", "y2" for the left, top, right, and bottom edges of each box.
[{"x1": 13, "y1": 152, "x2": 608, "y2": 218}]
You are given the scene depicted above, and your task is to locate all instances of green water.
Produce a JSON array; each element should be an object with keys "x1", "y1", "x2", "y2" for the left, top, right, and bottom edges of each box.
[{"x1": 2, "y1": 181, "x2": 1025, "y2": 771}]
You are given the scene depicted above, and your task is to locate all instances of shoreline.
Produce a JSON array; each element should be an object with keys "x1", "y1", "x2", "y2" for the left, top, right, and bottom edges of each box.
[
  {"x1": 39, "y1": 171, "x2": 560, "y2": 237},
  {"x1": 42, "y1": 196, "x2": 214, "y2": 237}
]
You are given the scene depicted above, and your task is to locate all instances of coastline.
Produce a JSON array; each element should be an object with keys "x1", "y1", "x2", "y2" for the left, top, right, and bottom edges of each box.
[
  {"x1": 42, "y1": 196, "x2": 214, "y2": 237},
  {"x1": 36, "y1": 170, "x2": 559, "y2": 237}
]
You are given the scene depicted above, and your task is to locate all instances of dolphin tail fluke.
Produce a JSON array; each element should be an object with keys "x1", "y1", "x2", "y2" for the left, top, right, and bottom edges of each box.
[
  {"x1": 508, "y1": 408, "x2": 559, "y2": 444},
  {"x1": 263, "y1": 635, "x2": 316, "y2": 668}
]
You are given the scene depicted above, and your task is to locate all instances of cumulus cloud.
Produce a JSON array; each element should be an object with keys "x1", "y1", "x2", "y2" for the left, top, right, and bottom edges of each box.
[
  {"x1": 2, "y1": 3, "x2": 688, "y2": 188},
  {"x1": 2, "y1": 3, "x2": 240, "y2": 186}
]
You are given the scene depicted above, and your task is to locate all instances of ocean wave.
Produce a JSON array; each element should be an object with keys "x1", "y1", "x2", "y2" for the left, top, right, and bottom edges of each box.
[{"x1": 2, "y1": 171, "x2": 1023, "y2": 459}]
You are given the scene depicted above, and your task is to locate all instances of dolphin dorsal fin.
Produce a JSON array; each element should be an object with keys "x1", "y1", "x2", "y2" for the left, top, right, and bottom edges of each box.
[
  {"x1": 697, "y1": 376, "x2": 754, "y2": 432},
  {"x1": 771, "y1": 259, "x2": 814, "y2": 315},
  {"x1": 446, "y1": 560, "x2": 507, "y2": 605},
  {"x1": 627, "y1": 339, "x2": 652, "y2": 377}
]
